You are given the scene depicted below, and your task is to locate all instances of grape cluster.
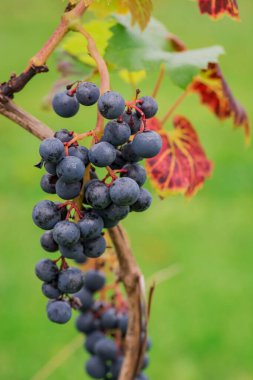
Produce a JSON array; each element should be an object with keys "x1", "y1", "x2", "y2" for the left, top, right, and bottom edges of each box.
[
  {"x1": 75, "y1": 269, "x2": 150, "y2": 380},
  {"x1": 32, "y1": 82, "x2": 159, "y2": 376}
]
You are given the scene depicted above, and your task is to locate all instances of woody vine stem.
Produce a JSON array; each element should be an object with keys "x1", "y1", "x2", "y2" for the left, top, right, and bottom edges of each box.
[{"x1": 0, "y1": 2, "x2": 145, "y2": 380}]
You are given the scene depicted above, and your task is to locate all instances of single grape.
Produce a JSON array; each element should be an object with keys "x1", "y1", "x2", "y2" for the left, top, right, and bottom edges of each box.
[
  {"x1": 118, "y1": 314, "x2": 128, "y2": 335},
  {"x1": 141, "y1": 354, "x2": 150, "y2": 370},
  {"x1": 40, "y1": 173, "x2": 57, "y2": 194},
  {"x1": 39, "y1": 137, "x2": 65, "y2": 164},
  {"x1": 78, "y1": 211, "x2": 104, "y2": 240},
  {"x1": 121, "y1": 142, "x2": 142, "y2": 163},
  {"x1": 138, "y1": 96, "x2": 158, "y2": 119},
  {"x1": 69, "y1": 145, "x2": 89, "y2": 166},
  {"x1": 54, "y1": 129, "x2": 73, "y2": 143},
  {"x1": 131, "y1": 188, "x2": 152, "y2": 212},
  {"x1": 83, "y1": 236, "x2": 106, "y2": 258},
  {"x1": 101, "y1": 308, "x2": 118, "y2": 329},
  {"x1": 35, "y1": 259, "x2": 59, "y2": 282},
  {"x1": 44, "y1": 161, "x2": 57, "y2": 175},
  {"x1": 110, "y1": 356, "x2": 123, "y2": 378},
  {"x1": 76, "y1": 82, "x2": 100, "y2": 106},
  {"x1": 122, "y1": 111, "x2": 142, "y2": 134},
  {"x1": 85, "y1": 270, "x2": 106, "y2": 293},
  {"x1": 32, "y1": 200, "x2": 61, "y2": 230},
  {"x1": 84, "y1": 180, "x2": 111, "y2": 209},
  {"x1": 59, "y1": 242, "x2": 84, "y2": 260},
  {"x1": 135, "y1": 374, "x2": 149, "y2": 380},
  {"x1": 95, "y1": 337, "x2": 117, "y2": 361},
  {"x1": 121, "y1": 163, "x2": 147, "y2": 187},
  {"x1": 74, "y1": 253, "x2": 88, "y2": 265},
  {"x1": 42, "y1": 282, "x2": 62, "y2": 299},
  {"x1": 88, "y1": 142, "x2": 116, "y2": 168},
  {"x1": 102, "y1": 120, "x2": 131, "y2": 146},
  {"x1": 76, "y1": 311, "x2": 96, "y2": 333},
  {"x1": 85, "y1": 356, "x2": 107, "y2": 379},
  {"x1": 109, "y1": 177, "x2": 140, "y2": 206},
  {"x1": 85, "y1": 331, "x2": 105, "y2": 355},
  {"x1": 53, "y1": 221, "x2": 80, "y2": 247},
  {"x1": 58, "y1": 267, "x2": 84, "y2": 294},
  {"x1": 55, "y1": 177, "x2": 81, "y2": 200},
  {"x1": 56, "y1": 156, "x2": 85, "y2": 183},
  {"x1": 98, "y1": 91, "x2": 125, "y2": 119},
  {"x1": 132, "y1": 130, "x2": 162, "y2": 158},
  {"x1": 96, "y1": 203, "x2": 129, "y2": 223},
  {"x1": 73, "y1": 287, "x2": 93, "y2": 312},
  {"x1": 40, "y1": 231, "x2": 58, "y2": 252},
  {"x1": 146, "y1": 336, "x2": 152, "y2": 351},
  {"x1": 47, "y1": 300, "x2": 72, "y2": 324},
  {"x1": 101, "y1": 218, "x2": 120, "y2": 228},
  {"x1": 109, "y1": 150, "x2": 127, "y2": 170},
  {"x1": 52, "y1": 92, "x2": 79, "y2": 118}
]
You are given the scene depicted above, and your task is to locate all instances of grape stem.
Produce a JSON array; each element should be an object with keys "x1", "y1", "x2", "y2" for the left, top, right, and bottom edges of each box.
[
  {"x1": 161, "y1": 90, "x2": 189, "y2": 125},
  {"x1": 152, "y1": 63, "x2": 166, "y2": 98},
  {"x1": 75, "y1": 24, "x2": 110, "y2": 137}
]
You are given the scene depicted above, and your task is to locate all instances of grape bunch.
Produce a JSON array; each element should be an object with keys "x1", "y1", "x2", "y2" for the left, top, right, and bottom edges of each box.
[
  {"x1": 32, "y1": 81, "x2": 159, "y2": 376},
  {"x1": 75, "y1": 268, "x2": 150, "y2": 380}
]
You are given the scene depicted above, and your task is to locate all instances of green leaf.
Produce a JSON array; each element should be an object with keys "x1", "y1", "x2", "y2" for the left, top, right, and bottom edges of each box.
[
  {"x1": 105, "y1": 15, "x2": 224, "y2": 87},
  {"x1": 165, "y1": 46, "x2": 225, "y2": 88},
  {"x1": 105, "y1": 14, "x2": 169, "y2": 71}
]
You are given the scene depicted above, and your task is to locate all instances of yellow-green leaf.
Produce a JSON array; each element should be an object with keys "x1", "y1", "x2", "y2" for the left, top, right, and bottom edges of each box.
[
  {"x1": 62, "y1": 19, "x2": 115, "y2": 67},
  {"x1": 88, "y1": 0, "x2": 152, "y2": 29},
  {"x1": 118, "y1": 69, "x2": 146, "y2": 85},
  {"x1": 125, "y1": 0, "x2": 153, "y2": 29},
  {"x1": 89, "y1": 0, "x2": 128, "y2": 17}
]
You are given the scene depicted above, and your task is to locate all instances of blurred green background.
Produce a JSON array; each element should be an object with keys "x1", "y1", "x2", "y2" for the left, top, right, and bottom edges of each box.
[{"x1": 0, "y1": 1, "x2": 252, "y2": 379}]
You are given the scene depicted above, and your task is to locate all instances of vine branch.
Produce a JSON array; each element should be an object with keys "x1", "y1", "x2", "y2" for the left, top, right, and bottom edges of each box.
[
  {"x1": 108, "y1": 226, "x2": 143, "y2": 380},
  {"x1": 0, "y1": 0, "x2": 89, "y2": 98}
]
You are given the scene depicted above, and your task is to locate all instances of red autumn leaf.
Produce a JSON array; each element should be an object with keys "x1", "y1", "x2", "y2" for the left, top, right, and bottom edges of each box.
[
  {"x1": 198, "y1": 0, "x2": 240, "y2": 20},
  {"x1": 190, "y1": 63, "x2": 250, "y2": 140},
  {"x1": 146, "y1": 116, "x2": 213, "y2": 198}
]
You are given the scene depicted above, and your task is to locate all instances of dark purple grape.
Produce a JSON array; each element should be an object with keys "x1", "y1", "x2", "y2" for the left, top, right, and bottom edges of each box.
[
  {"x1": 52, "y1": 92, "x2": 79, "y2": 118},
  {"x1": 88, "y1": 142, "x2": 116, "y2": 168},
  {"x1": 39, "y1": 138, "x2": 65, "y2": 164},
  {"x1": 76, "y1": 82, "x2": 100, "y2": 106},
  {"x1": 53, "y1": 221, "x2": 80, "y2": 247},
  {"x1": 83, "y1": 236, "x2": 106, "y2": 258},
  {"x1": 32, "y1": 200, "x2": 61, "y2": 230},
  {"x1": 102, "y1": 120, "x2": 131, "y2": 146},
  {"x1": 35, "y1": 259, "x2": 59, "y2": 282},
  {"x1": 98, "y1": 91, "x2": 125, "y2": 119},
  {"x1": 56, "y1": 156, "x2": 85, "y2": 183},
  {"x1": 58, "y1": 267, "x2": 84, "y2": 294},
  {"x1": 47, "y1": 300, "x2": 72, "y2": 324},
  {"x1": 85, "y1": 270, "x2": 106, "y2": 293},
  {"x1": 69, "y1": 146, "x2": 89, "y2": 166},
  {"x1": 85, "y1": 356, "x2": 107, "y2": 379},
  {"x1": 40, "y1": 173, "x2": 57, "y2": 194},
  {"x1": 55, "y1": 177, "x2": 82, "y2": 200},
  {"x1": 84, "y1": 180, "x2": 111, "y2": 209},
  {"x1": 137, "y1": 96, "x2": 158, "y2": 119},
  {"x1": 132, "y1": 130, "x2": 162, "y2": 158},
  {"x1": 109, "y1": 177, "x2": 140, "y2": 206},
  {"x1": 42, "y1": 282, "x2": 62, "y2": 299},
  {"x1": 122, "y1": 111, "x2": 142, "y2": 134},
  {"x1": 40, "y1": 231, "x2": 58, "y2": 252},
  {"x1": 121, "y1": 163, "x2": 146, "y2": 186},
  {"x1": 54, "y1": 129, "x2": 73, "y2": 143}
]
